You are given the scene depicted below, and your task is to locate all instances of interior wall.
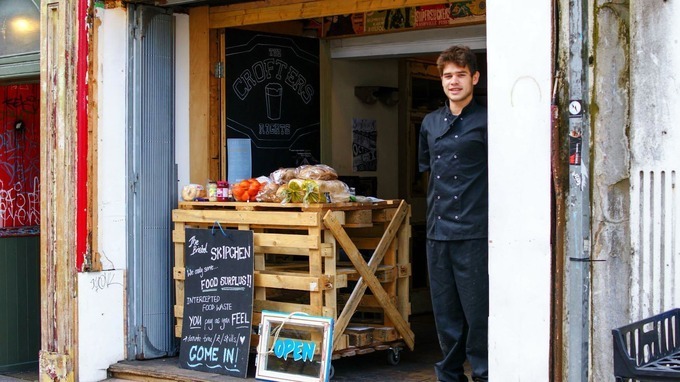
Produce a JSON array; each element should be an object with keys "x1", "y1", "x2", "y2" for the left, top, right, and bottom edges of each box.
[{"x1": 330, "y1": 58, "x2": 399, "y2": 199}]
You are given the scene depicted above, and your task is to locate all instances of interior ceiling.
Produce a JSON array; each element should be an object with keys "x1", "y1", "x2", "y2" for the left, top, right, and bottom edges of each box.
[{"x1": 157, "y1": 0, "x2": 257, "y2": 6}]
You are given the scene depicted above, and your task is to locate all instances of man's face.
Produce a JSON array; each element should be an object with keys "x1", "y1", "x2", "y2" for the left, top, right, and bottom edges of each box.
[{"x1": 441, "y1": 62, "x2": 479, "y2": 105}]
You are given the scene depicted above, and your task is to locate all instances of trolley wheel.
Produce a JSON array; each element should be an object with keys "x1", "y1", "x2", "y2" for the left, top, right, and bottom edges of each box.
[{"x1": 387, "y1": 347, "x2": 402, "y2": 365}]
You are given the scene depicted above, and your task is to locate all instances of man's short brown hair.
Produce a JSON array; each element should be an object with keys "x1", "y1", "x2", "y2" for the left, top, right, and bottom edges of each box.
[{"x1": 436, "y1": 45, "x2": 478, "y2": 76}]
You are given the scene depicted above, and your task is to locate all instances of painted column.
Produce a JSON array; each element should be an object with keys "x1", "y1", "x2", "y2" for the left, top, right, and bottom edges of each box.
[
  {"x1": 39, "y1": 0, "x2": 79, "y2": 380},
  {"x1": 487, "y1": 0, "x2": 553, "y2": 380}
]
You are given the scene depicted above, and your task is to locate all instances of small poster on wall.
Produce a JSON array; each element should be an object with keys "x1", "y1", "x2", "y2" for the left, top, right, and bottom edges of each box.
[{"x1": 352, "y1": 118, "x2": 377, "y2": 172}]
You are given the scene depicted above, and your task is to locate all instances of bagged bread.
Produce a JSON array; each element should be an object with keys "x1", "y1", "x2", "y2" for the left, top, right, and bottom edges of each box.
[
  {"x1": 181, "y1": 184, "x2": 206, "y2": 201},
  {"x1": 270, "y1": 167, "x2": 297, "y2": 185},
  {"x1": 318, "y1": 179, "x2": 351, "y2": 203},
  {"x1": 256, "y1": 181, "x2": 282, "y2": 202},
  {"x1": 295, "y1": 164, "x2": 338, "y2": 180}
]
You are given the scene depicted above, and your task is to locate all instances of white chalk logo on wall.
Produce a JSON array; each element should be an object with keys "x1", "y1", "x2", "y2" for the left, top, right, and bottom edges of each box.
[
  {"x1": 265, "y1": 83, "x2": 282, "y2": 120},
  {"x1": 352, "y1": 118, "x2": 377, "y2": 172},
  {"x1": 226, "y1": 30, "x2": 320, "y2": 180}
]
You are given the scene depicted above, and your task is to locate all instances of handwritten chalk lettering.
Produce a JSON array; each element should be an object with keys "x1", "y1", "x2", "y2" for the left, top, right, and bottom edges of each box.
[
  {"x1": 232, "y1": 59, "x2": 314, "y2": 104},
  {"x1": 201, "y1": 277, "x2": 219, "y2": 291},
  {"x1": 204, "y1": 318, "x2": 214, "y2": 330},
  {"x1": 183, "y1": 334, "x2": 201, "y2": 342},
  {"x1": 189, "y1": 345, "x2": 220, "y2": 363},
  {"x1": 212, "y1": 333, "x2": 223, "y2": 345},
  {"x1": 188, "y1": 316, "x2": 202, "y2": 329},
  {"x1": 223, "y1": 347, "x2": 240, "y2": 365},
  {"x1": 225, "y1": 334, "x2": 238, "y2": 344},
  {"x1": 219, "y1": 275, "x2": 252, "y2": 288},
  {"x1": 203, "y1": 264, "x2": 216, "y2": 273},
  {"x1": 211, "y1": 245, "x2": 251, "y2": 261},
  {"x1": 273, "y1": 338, "x2": 316, "y2": 362},
  {"x1": 231, "y1": 312, "x2": 250, "y2": 325},
  {"x1": 180, "y1": 228, "x2": 253, "y2": 377},
  {"x1": 216, "y1": 303, "x2": 233, "y2": 311},
  {"x1": 188, "y1": 236, "x2": 208, "y2": 256},
  {"x1": 186, "y1": 295, "x2": 220, "y2": 304},
  {"x1": 258, "y1": 123, "x2": 291, "y2": 136}
]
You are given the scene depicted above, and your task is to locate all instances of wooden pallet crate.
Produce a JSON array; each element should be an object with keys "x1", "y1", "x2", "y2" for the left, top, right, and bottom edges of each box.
[{"x1": 172, "y1": 199, "x2": 413, "y2": 352}]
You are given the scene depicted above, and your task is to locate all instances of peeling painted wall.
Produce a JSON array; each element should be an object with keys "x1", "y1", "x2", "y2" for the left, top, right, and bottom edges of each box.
[
  {"x1": 80, "y1": 6, "x2": 128, "y2": 382},
  {"x1": 590, "y1": 2, "x2": 632, "y2": 381},
  {"x1": 628, "y1": 0, "x2": 680, "y2": 323},
  {"x1": 589, "y1": 0, "x2": 680, "y2": 380}
]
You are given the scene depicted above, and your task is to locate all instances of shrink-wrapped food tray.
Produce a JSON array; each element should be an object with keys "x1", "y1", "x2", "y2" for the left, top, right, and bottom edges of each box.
[{"x1": 172, "y1": 199, "x2": 413, "y2": 361}]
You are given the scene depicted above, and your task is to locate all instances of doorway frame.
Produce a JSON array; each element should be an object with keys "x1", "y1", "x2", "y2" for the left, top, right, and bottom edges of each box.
[{"x1": 188, "y1": 1, "x2": 555, "y2": 380}]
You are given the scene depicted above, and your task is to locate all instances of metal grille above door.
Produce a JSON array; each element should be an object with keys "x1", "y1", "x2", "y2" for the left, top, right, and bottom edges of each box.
[{"x1": 127, "y1": 4, "x2": 177, "y2": 360}]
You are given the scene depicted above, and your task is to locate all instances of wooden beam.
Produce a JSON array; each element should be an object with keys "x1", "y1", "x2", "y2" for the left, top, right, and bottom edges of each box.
[
  {"x1": 40, "y1": 0, "x2": 78, "y2": 380},
  {"x1": 210, "y1": 0, "x2": 446, "y2": 28},
  {"x1": 208, "y1": 28, "x2": 221, "y2": 181},
  {"x1": 89, "y1": 6, "x2": 102, "y2": 271},
  {"x1": 189, "y1": 6, "x2": 211, "y2": 184},
  {"x1": 323, "y1": 202, "x2": 414, "y2": 351}
]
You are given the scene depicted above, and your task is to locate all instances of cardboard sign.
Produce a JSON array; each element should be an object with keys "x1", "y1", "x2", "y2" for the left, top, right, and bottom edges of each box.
[{"x1": 179, "y1": 228, "x2": 254, "y2": 377}]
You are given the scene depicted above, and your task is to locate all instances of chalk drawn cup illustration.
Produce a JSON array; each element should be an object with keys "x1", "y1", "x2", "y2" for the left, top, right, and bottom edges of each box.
[{"x1": 265, "y1": 83, "x2": 283, "y2": 120}]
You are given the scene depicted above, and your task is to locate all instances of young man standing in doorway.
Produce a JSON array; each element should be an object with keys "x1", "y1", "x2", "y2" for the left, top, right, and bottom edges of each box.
[{"x1": 418, "y1": 45, "x2": 488, "y2": 382}]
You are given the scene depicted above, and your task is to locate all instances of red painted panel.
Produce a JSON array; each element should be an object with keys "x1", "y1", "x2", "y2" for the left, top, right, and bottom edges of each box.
[{"x1": 0, "y1": 83, "x2": 40, "y2": 230}]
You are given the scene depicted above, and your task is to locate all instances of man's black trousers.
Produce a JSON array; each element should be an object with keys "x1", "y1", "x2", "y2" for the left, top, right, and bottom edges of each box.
[{"x1": 426, "y1": 238, "x2": 489, "y2": 382}]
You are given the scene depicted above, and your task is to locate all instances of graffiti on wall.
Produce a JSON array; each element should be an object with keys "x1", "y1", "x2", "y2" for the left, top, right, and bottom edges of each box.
[{"x1": 0, "y1": 84, "x2": 40, "y2": 231}]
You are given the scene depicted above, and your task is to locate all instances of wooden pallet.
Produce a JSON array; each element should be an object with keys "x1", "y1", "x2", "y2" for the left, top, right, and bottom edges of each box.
[{"x1": 172, "y1": 199, "x2": 413, "y2": 352}]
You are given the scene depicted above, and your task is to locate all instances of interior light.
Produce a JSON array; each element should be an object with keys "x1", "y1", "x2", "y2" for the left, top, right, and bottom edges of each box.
[{"x1": 11, "y1": 17, "x2": 37, "y2": 34}]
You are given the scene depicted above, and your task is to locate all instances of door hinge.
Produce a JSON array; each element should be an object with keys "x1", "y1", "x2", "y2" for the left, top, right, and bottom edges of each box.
[
  {"x1": 130, "y1": 172, "x2": 139, "y2": 194},
  {"x1": 214, "y1": 62, "x2": 224, "y2": 79}
]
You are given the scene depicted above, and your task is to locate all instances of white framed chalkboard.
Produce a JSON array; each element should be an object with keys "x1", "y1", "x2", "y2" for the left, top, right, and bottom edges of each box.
[{"x1": 179, "y1": 227, "x2": 254, "y2": 377}]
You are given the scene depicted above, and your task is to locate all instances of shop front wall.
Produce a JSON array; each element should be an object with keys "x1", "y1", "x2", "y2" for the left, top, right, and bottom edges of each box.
[
  {"x1": 77, "y1": 6, "x2": 128, "y2": 382},
  {"x1": 83, "y1": 1, "x2": 554, "y2": 380},
  {"x1": 486, "y1": 1, "x2": 552, "y2": 380}
]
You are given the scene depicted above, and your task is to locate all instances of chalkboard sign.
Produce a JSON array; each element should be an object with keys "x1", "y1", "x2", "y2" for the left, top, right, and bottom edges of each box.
[
  {"x1": 225, "y1": 29, "x2": 320, "y2": 183},
  {"x1": 179, "y1": 228, "x2": 254, "y2": 378}
]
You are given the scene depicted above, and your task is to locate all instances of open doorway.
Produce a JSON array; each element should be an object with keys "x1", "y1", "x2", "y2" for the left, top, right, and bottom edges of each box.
[
  {"x1": 327, "y1": 46, "x2": 487, "y2": 317},
  {"x1": 0, "y1": 81, "x2": 41, "y2": 379}
]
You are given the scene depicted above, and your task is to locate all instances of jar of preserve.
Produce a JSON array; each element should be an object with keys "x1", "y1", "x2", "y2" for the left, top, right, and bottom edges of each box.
[{"x1": 216, "y1": 181, "x2": 229, "y2": 202}]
